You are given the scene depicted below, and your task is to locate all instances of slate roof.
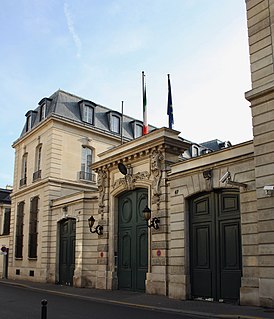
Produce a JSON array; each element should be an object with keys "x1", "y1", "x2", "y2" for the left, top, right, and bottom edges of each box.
[
  {"x1": 0, "y1": 188, "x2": 11, "y2": 204},
  {"x1": 200, "y1": 139, "x2": 232, "y2": 151},
  {"x1": 20, "y1": 90, "x2": 156, "y2": 140}
]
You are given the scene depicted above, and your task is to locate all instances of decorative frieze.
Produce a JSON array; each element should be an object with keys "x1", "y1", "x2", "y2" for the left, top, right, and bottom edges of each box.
[
  {"x1": 151, "y1": 149, "x2": 164, "y2": 207},
  {"x1": 112, "y1": 171, "x2": 150, "y2": 191},
  {"x1": 97, "y1": 169, "x2": 107, "y2": 217}
]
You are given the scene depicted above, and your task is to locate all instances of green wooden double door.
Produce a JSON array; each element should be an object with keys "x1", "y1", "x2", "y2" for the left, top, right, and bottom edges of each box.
[
  {"x1": 118, "y1": 189, "x2": 148, "y2": 292},
  {"x1": 190, "y1": 190, "x2": 242, "y2": 302},
  {"x1": 59, "y1": 218, "x2": 76, "y2": 286}
]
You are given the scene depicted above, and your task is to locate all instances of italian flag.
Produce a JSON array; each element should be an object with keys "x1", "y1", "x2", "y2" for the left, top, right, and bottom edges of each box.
[{"x1": 142, "y1": 71, "x2": 148, "y2": 135}]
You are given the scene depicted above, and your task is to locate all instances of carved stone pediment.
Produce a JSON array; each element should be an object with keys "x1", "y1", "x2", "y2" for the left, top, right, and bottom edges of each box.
[{"x1": 112, "y1": 171, "x2": 150, "y2": 191}]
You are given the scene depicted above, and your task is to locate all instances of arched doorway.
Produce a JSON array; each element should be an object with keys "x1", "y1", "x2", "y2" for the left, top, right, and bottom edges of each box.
[
  {"x1": 189, "y1": 189, "x2": 242, "y2": 302},
  {"x1": 59, "y1": 218, "x2": 76, "y2": 286},
  {"x1": 118, "y1": 188, "x2": 148, "y2": 292}
]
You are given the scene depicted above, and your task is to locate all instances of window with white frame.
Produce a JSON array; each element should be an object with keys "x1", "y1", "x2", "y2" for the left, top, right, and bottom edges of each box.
[
  {"x1": 83, "y1": 104, "x2": 94, "y2": 124},
  {"x1": 136, "y1": 124, "x2": 143, "y2": 138},
  {"x1": 20, "y1": 153, "x2": 28, "y2": 186},
  {"x1": 26, "y1": 115, "x2": 32, "y2": 132},
  {"x1": 192, "y1": 145, "x2": 199, "y2": 157},
  {"x1": 40, "y1": 103, "x2": 46, "y2": 121},
  {"x1": 112, "y1": 115, "x2": 120, "y2": 134},
  {"x1": 33, "y1": 145, "x2": 42, "y2": 181},
  {"x1": 79, "y1": 146, "x2": 94, "y2": 181}
]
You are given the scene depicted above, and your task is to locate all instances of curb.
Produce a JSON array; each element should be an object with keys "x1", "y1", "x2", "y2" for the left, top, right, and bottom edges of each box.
[{"x1": 0, "y1": 280, "x2": 269, "y2": 319}]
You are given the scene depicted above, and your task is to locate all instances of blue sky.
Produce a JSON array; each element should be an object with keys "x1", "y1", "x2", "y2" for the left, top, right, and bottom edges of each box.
[{"x1": 0, "y1": 0, "x2": 252, "y2": 187}]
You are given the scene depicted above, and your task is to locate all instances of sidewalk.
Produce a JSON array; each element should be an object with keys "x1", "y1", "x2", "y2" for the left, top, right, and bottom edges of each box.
[{"x1": 1, "y1": 278, "x2": 274, "y2": 319}]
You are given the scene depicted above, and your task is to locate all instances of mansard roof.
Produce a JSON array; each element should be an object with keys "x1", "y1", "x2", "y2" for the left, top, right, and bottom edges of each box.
[{"x1": 20, "y1": 89, "x2": 156, "y2": 140}]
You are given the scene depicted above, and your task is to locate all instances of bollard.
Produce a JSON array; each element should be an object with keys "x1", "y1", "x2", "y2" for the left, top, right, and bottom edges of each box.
[{"x1": 41, "y1": 299, "x2": 48, "y2": 319}]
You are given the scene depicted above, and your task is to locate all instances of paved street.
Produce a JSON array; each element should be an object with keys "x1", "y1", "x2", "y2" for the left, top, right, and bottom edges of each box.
[{"x1": 0, "y1": 283, "x2": 205, "y2": 319}]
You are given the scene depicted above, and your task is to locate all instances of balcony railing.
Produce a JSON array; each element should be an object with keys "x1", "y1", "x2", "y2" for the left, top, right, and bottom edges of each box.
[
  {"x1": 78, "y1": 171, "x2": 96, "y2": 182},
  {"x1": 19, "y1": 177, "x2": 27, "y2": 187},
  {"x1": 33, "y1": 170, "x2": 41, "y2": 182}
]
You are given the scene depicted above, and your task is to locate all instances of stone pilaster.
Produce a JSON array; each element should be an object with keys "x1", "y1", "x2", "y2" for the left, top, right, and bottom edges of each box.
[{"x1": 245, "y1": 0, "x2": 274, "y2": 307}]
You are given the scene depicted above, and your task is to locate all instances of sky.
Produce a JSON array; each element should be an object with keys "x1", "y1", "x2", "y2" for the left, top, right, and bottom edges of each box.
[{"x1": 0, "y1": 0, "x2": 252, "y2": 187}]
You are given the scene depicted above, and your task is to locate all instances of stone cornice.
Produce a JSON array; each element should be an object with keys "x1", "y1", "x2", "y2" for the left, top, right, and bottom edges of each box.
[
  {"x1": 93, "y1": 128, "x2": 190, "y2": 171},
  {"x1": 245, "y1": 83, "x2": 274, "y2": 106},
  {"x1": 12, "y1": 113, "x2": 126, "y2": 148}
]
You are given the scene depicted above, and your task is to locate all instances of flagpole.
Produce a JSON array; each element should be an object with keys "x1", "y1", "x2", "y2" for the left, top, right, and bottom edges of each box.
[
  {"x1": 167, "y1": 73, "x2": 174, "y2": 129},
  {"x1": 142, "y1": 71, "x2": 148, "y2": 135},
  {"x1": 121, "y1": 100, "x2": 124, "y2": 144}
]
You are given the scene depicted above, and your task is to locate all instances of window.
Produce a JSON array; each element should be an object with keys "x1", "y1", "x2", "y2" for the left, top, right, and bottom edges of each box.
[
  {"x1": 112, "y1": 115, "x2": 120, "y2": 134},
  {"x1": 136, "y1": 124, "x2": 143, "y2": 138},
  {"x1": 192, "y1": 146, "x2": 199, "y2": 157},
  {"x1": 33, "y1": 145, "x2": 42, "y2": 181},
  {"x1": 28, "y1": 196, "x2": 38, "y2": 258},
  {"x1": 79, "y1": 146, "x2": 95, "y2": 181},
  {"x1": 40, "y1": 103, "x2": 46, "y2": 121},
  {"x1": 2, "y1": 208, "x2": 11, "y2": 235},
  {"x1": 20, "y1": 153, "x2": 28, "y2": 187},
  {"x1": 131, "y1": 120, "x2": 143, "y2": 139},
  {"x1": 26, "y1": 115, "x2": 32, "y2": 132},
  {"x1": 83, "y1": 105, "x2": 94, "y2": 124},
  {"x1": 15, "y1": 202, "x2": 24, "y2": 259}
]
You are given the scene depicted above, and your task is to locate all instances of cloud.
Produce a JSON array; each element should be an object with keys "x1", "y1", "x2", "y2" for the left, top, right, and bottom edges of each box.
[{"x1": 64, "y1": 2, "x2": 82, "y2": 58}]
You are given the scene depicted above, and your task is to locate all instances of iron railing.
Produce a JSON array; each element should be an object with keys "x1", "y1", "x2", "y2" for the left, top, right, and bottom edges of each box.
[
  {"x1": 78, "y1": 171, "x2": 96, "y2": 182},
  {"x1": 33, "y1": 170, "x2": 41, "y2": 182},
  {"x1": 19, "y1": 177, "x2": 27, "y2": 187}
]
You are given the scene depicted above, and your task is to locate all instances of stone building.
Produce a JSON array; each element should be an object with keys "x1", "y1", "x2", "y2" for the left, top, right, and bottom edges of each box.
[
  {"x1": 0, "y1": 187, "x2": 12, "y2": 278},
  {"x1": 8, "y1": 89, "x2": 155, "y2": 285},
  {"x1": 6, "y1": 0, "x2": 274, "y2": 308}
]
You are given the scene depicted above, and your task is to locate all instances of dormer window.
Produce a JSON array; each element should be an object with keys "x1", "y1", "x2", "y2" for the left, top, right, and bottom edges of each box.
[
  {"x1": 38, "y1": 97, "x2": 51, "y2": 122},
  {"x1": 79, "y1": 100, "x2": 96, "y2": 125},
  {"x1": 108, "y1": 111, "x2": 121, "y2": 134},
  {"x1": 136, "y1": 124, "x2": 143, "y2": 137},
  {"x1": 192, "y1": 145, "x2": 199, "y2": 157},
  {"x1": 26, "y1": 114, "x2": 32, "y2": 132},
  {"x1": 83, "y1": 105, "x2": 94, "y2": 124},
  {"x1": 131, "y1": 120, "x2": 143, "y2": 138},
  {"x1": 112, "y1": 115, "x2": 120, "y2": 133},
  {"x1": 40, "y1": 103, "x2": 46, "y2": 121}
]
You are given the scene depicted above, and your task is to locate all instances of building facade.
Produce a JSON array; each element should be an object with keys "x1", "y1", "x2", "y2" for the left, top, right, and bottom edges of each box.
[
  {"x1": 9, "y1": 89, "x2": 153, "y2": 284},
  {"x1": 0, "y1": 187, "x2": 11, "y2": 278},
  {"x1": 5, "y1": 0, "x2": 274, "y2": 308}
]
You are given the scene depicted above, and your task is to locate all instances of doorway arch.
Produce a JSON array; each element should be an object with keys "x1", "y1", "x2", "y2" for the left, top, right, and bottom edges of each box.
[
  {"x1": 117, "y1": 188, "x2": 148, "y2": 292},
  {"x1": 189, "y1": 189, "x2": 242, "y2": 302}
]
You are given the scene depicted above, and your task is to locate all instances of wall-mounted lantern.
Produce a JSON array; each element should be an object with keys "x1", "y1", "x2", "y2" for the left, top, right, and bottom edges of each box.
[
  {"x1": 142, "y1": 205, "x2": 160, "y2": 230},
  {"x1": 88, "y1": 216, "x2": 103, "y2": 235}
]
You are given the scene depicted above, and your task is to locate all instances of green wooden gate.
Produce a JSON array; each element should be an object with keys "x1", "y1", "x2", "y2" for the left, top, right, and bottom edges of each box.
[
  {"x1": 190, "y1": 189, "x2": 242, "y2": 302},
  {"x1": 118, "y1": 189, "x2": 148, "y2": 291},
  {"x1": 59, "y1": 218, "x2": 76, "y2": 286}
]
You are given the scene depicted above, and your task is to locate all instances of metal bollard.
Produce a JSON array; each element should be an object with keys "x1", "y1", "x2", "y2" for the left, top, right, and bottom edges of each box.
[{"x1": 41, "y1": 299, "x2": 48, "y2": 319}]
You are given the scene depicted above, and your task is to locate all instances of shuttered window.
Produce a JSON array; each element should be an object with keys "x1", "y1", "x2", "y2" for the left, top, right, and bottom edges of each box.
[
  {"x1": 15, "y1": 202, "x2": 24, "y2": 258},
  {"x1": 2, "y1": 208, "x2": 11, "y2": 235},
  {"x1": 28, "y1": 196, "x2": 39, "y2": 258}
]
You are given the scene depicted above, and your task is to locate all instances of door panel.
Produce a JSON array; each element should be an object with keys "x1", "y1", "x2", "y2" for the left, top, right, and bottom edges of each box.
[
  {"x1": 190, "y1": 190, "x2": 241, "y2": 302},
  {"x1": 219, "y1": 221, "x2": 241, "y2": 300},
  {"x1": 118, "y1": 189, "x2": 148, "y2": 292},
  {"x1": 59, "y1": 219, "x2": 76, "y2": 286}
]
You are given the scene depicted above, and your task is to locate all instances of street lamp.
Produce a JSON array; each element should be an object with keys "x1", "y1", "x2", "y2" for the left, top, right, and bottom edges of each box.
[
  {"x1": 88, "y1": 216, "x2": 103, "y2": 235},
  {"x1": 142, "y1": 205, "x2": 160, "y2": 230}
]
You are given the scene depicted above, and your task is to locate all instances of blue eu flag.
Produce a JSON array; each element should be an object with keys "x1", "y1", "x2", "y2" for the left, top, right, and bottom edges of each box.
[{"x1": 167, "y1": 74, "x2": 174, "y2": 129}]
